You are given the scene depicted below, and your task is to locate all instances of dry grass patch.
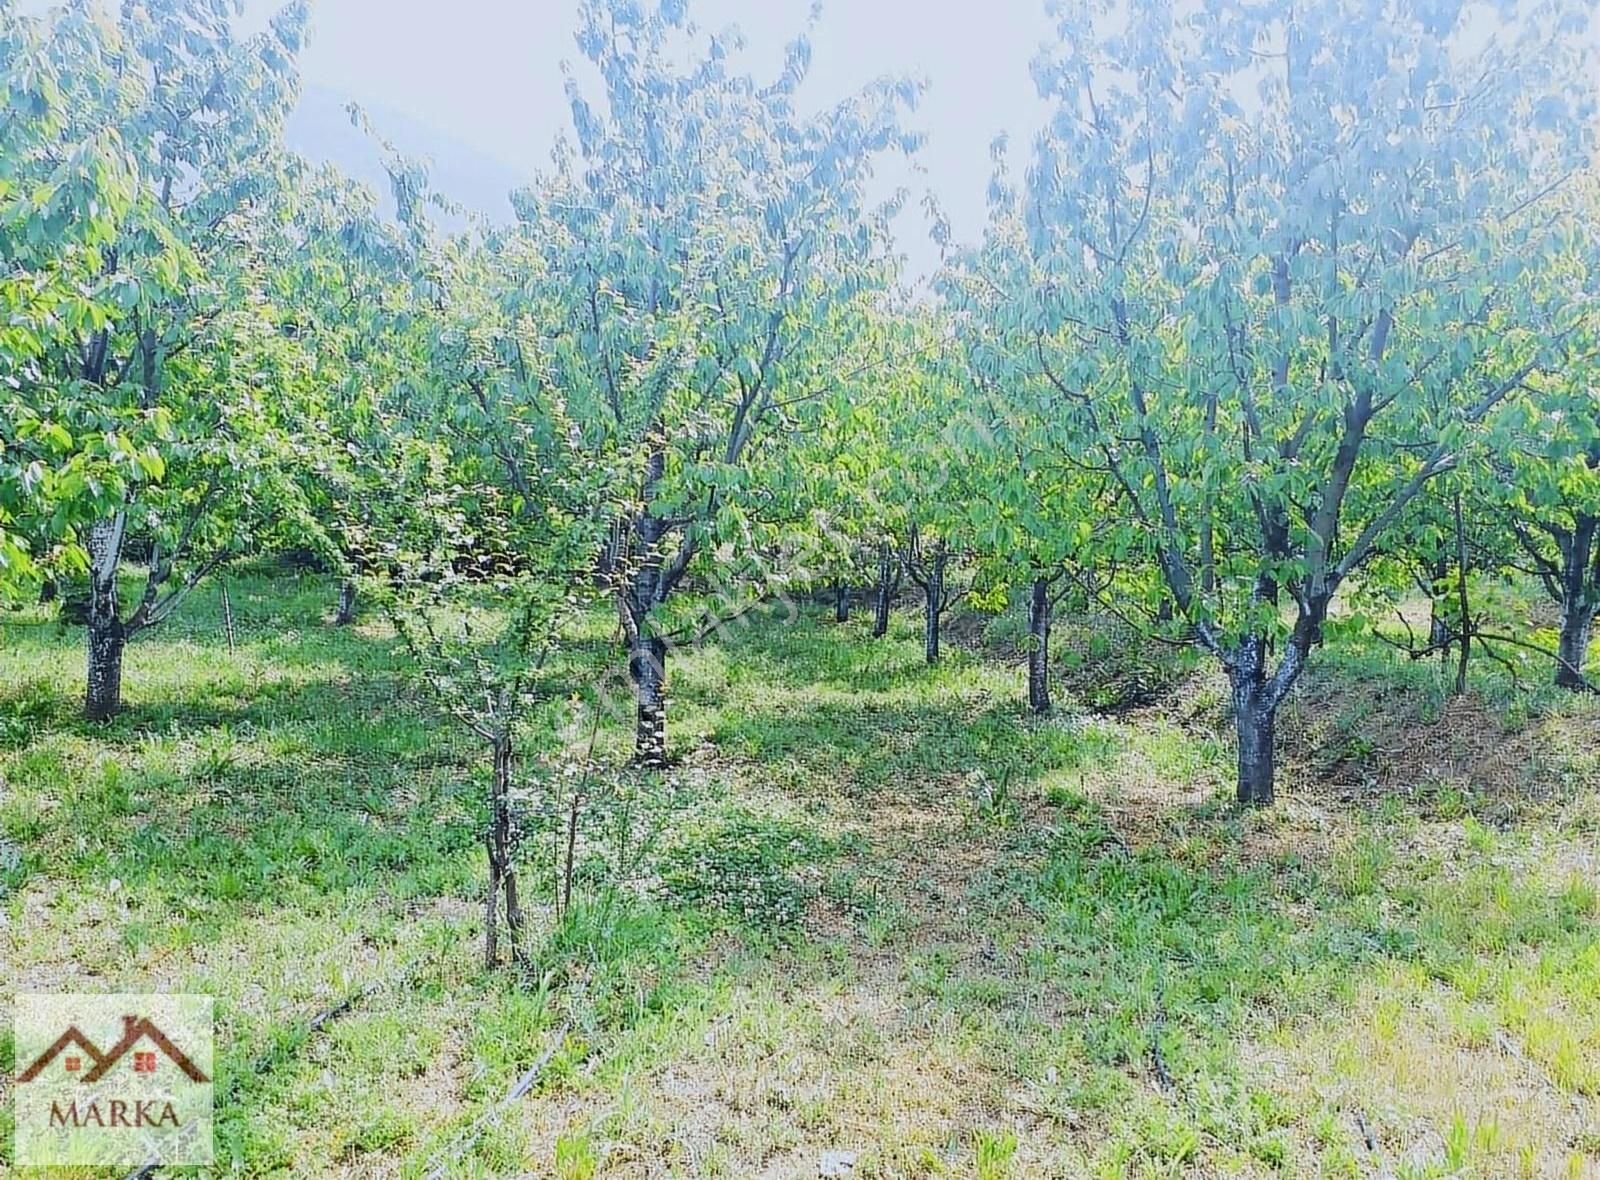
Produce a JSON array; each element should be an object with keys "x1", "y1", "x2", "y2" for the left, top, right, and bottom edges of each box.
[{"x1": 1260, "y1": 961, "x2": 1600, "y2": 1179}]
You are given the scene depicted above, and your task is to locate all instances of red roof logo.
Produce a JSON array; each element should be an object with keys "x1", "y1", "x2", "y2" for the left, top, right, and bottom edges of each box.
[{"x1": 17, "y1": 1016, "x2": 210, "y2": 1085}]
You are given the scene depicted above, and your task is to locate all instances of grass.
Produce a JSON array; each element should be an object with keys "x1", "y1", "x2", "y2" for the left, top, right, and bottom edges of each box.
[{"x1": 2, "y1": 567, "x2": 1599, "y2": 1176}]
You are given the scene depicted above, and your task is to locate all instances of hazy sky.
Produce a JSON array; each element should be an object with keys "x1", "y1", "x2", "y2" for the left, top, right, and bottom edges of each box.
[
  {"x1": 269, "y1": 0, "x2": 1059, "y2": 278},
  {"x1": 15, "y1": 2, "x2": 1600, "y2": 276},
  {"x1": 8, "y1": 0, "x2": 1058, "y2": 276}
]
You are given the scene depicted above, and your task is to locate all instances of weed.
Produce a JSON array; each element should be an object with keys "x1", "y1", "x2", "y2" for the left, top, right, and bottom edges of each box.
[
  {"x1": 655, "y1": 807, "x2": 832, "y2": 929},
  {"x1": 974, "y1": 1127, "x2": 1018, "y2": 1178}
]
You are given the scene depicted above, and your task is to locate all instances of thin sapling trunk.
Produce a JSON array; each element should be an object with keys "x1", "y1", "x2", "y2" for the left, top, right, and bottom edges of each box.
[
  {"x1": 484, "y1": 734, "x2": 525, "y2": 969},
  {"x1": 922, "y1": 544, "x2": 946, "y2": 664}
]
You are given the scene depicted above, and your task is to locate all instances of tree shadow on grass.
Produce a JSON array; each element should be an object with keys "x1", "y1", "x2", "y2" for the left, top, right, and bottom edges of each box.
[
  {"x1": 698, "y1": 610, "x2": 975, "y2": 697},
  {"x1": 693, "y1": 684, "x2": 1113, "y2": 803},
  {"x1": 662, "y1": 609, "x2": 1107, "y2": 799},
  {"x1": 1, "y1": 650, "x2": 489, "y2": 922},
  {"x1": 0, "y1": 578, "x2": 636, "y2": 930}
]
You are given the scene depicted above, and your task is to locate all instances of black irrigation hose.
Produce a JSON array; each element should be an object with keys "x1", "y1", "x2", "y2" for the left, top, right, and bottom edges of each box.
[
  {"x1": 420, "y1": 1021, "x2": 573, "y2": 1180},
  {"x1": 121, "y1": 948, "x2": 431, "y2": 1180}
]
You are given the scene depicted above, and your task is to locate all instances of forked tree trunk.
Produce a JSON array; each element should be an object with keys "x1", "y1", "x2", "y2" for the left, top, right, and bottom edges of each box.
[
  {"x1": 872, "y1": 545, "x2": 896, "y2": 638},
  {"x1": 84, "y1": 517, "x2": 127, "y2": 721},
  {"x1": 335, "y1": 579, "x2": 358, "y2": 626},
  {"x1": 630, "y1": 632, "x2": 668, "y2": 768},
  {"x1": 834, "y1": 581, "x2": 850, "y2": 624},
  {"x1": 922, "y1": 544, "x2": 946, "y2": 665},
  {"x1": 1027, "y1": 576, "x2": 1052, "y2": 715}
]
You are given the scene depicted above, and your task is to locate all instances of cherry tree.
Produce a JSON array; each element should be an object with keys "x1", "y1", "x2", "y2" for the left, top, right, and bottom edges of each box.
[
  {"x1": 1021, "y1": 0, "x2": 1595, "y2": 802},
  {"x1": 506, "y1": 0, "x2": 920, "y2": 763},
  {"x1": 2, "y1": 0, "x2": 311, "y2": 718}
]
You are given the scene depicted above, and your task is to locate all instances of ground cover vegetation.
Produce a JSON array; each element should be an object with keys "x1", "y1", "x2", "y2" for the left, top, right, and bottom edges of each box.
[{"x1": 3, "y1": 0, "x2": 1600, "y2": 1175}]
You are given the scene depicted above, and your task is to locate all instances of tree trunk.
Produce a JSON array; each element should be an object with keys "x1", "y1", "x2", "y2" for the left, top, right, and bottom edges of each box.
[
  {"x1": 1426, "y1": 555, "x2": 1452, "y2": 657},
  {"x1": 1027, "y1": 576, "x2": 1052, "y2": 715},
  {"x1": 84, "y1": 517, "x2": 127, "y2": 721},
  {"x1": 1230, "y1": 636, "x2": 1277, "y2": 807},
  {"x1": 1556, "y1": 604, "x2": 1593, "y2": 690},
  {"x1": 630, "y1": 632, "x2": 668, "y2": 768},
  {"x1": 622, "y1": 465, "x2": 676, "y2": 766},
  {"x1": 1451, "y1": 493, "x2": 1470, "y2": 696},
  {"x1": 86, "y1": 619, "x2": 126, "y2": 722},
  {"x1": 560, "y1": 791, "x2": 581, "y2": 921},
  {"x1": 923, "y1": 545, "x2": 946, "y2": 665},
  {"x1": 1232, "y1": 687, "x2": 1276, "y2": 807},
  {"x1": 485, "y1": 736, "x2": 524, "y2": 969},
  {"x1": 834, "y1": 581, "x2": 850, "y2": 624},
  {"x1": 872, "y1": 545, "x2": 895, "y2": 638},
  {"x1": 335, "y1": 579, "x2": 358, "y2": 626},
  {"x1": 1542, "y1": 512, "x2": 1600, "y2": 691},
  {"x1": 484, "y1": 831, "x2": 500, "y2": 970}
]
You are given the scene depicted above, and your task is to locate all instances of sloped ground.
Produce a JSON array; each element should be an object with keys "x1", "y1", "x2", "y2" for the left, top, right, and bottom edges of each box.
[{"x1": 2, "y1": 572, "x2": 1597, "y2": 1177}]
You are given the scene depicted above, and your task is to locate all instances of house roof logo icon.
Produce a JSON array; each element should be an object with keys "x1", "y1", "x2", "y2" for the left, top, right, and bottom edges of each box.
[{"x1": 16, "y1": 1015, "x2": 210, "y2": 1085}]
